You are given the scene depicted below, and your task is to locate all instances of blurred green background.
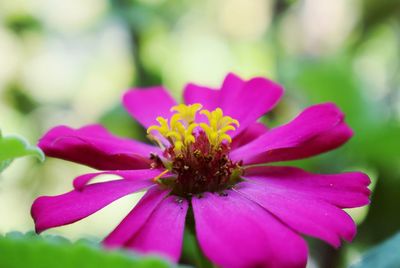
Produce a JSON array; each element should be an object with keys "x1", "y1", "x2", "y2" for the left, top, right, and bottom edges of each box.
[{"x1": 0, "y1": 0, "x2": 399, "y2": 267}]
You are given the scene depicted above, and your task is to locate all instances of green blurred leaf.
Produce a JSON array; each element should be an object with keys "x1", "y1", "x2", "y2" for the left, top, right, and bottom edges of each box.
[
  {"x1": 351, "y1": 232, "x2": 400, "y2": 268},
  {"x1": 4, "y1": 82, "x2": 39, "y2": 114},
  {"x1": 4, "y1": 13, "x2": 42, "y2": 35},
  {"x1": 0, "y1": 131, "x2": 44, "y2": 164},
  {"x1": 0, "y1": 232, "x2": 174, "y2": 268},
  {"x1": 99, "y1": 105, "x2": 148, "y2": 142},
  {"x1": 286, "y1": 58, "x2": 369, "y2": 127},
  {"x1": 181, "y1": 227, "x2": 212, "y2": 268},
  {"x1": 0, "y1": 159, "x2": 13, "y2": 173},
  {"x1": 0, "y1": 130, "x2": 44, "y2": 173},
  {"x1": 359, "y1": 0, "x2": 400, "y2": 40}
]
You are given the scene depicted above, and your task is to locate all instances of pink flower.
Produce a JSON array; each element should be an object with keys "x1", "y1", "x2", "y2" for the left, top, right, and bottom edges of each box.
[{"x1": 32, "y1": 73, "x2": 370, "y2": 268}]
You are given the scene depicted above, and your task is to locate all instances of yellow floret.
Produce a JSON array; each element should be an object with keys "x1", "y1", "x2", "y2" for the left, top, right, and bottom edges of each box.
[
  {"x1": 147, "y1": 104, "x2": 203, "y2": 153},
  {"x1": 170, "y1": 103, "x2": 202, "y2": 124},
  {"x1": 199, "y1": 108, "x2": 239, "y2": 146},
  {"x1": 147, "y1": 103, "x2": 239, "y2": 153}
]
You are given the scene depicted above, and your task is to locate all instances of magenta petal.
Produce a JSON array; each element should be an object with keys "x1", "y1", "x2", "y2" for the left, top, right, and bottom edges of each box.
[
  {"x1": 125, "y1": 195, "x2": 188, "y2": 263},
  {"x1": 230, "y1": 103, "x2": 353, "y2": 165},
  {"x1": 192, "y1": 191, "x2": 308, "y2": 268},
  {"x1": 39, "y1": 124, "x2": 158, "y2": 170},
  {"x1": 218, "y1": 73, "x2": 246, "y2": 110},
  {"x1": 73, "y1": 169, "x2": 168, "y2": 190},
  {"x1": 184, "y1": 73, "x2": 282, "y2": 137},
  {"x1": 237, "y1": 181, "x2": 357, "y2": 247},
  {"x1": 231, "y1": 122, "x2": 268, "y2": 150},
  {"x1": 31, "y1": 179, "x2": 153, "y2": 233},
  {"x1": 104, "y1": 186, "x2": 170, "y2": 248},
  {"x1": 183, "y1": 83, "x2": 220, "y2": 111},
  {"x1": 220, "y1": 75, "x2": 283, "y2": 137},
  {"x1": 123, "y1": 87, "x2": 177, "y2": 129},
  {"x1": 244, "y1": 166, "x2": 371, "y2": 209}
]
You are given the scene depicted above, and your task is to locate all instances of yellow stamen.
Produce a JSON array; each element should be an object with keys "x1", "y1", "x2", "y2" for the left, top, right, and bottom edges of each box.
[
  {"x1": 199, "y1": 107, "x2": 240, "y2": 147},
  {"x1": 170, "y1": 103, "x2": 202, "y2": 124},
  {"x1": 147, "y1": 103, "x2": 240, "y2": 152},
  {"x1": 153, "y1": 169, "x2": 169, "y2": 183}
]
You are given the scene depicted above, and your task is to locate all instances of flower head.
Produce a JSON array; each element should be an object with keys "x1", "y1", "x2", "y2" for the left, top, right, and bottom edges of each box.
[
  {"x1": 32, "y1": 73, "x2": 371, "y2": 268},
  {"x1": 147, "y1": 103, "x2": 242, "y2": 196}
]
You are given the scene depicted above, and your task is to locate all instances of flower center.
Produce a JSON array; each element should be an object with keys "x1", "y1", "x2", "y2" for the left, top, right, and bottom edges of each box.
[{"x1": 147, "y1": 104, "x2": 243, "y2": 197}]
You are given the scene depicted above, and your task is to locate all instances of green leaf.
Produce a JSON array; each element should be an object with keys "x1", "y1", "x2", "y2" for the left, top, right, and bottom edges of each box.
[
  {"x1": 0, "y1": 159, "x2": 13, "y2": 173},
  {"x1": 181, "y1": 227, "x2": 212, "y2": 268},
  {"x1": 285, "y1": 57, "x2": 369, "y2": 128},
  {"x1": 0, "y1": 232, "x2": 174, "y2": 268},
  {"x1": 0, "y1": 131, "x2": 44, "y2": 169},
  {"x1": 351, "y1": 232, "x2": 400, "y2": 268},
  {"x1": 99, "y1": 105, "x2": 148, "y2": 142}
]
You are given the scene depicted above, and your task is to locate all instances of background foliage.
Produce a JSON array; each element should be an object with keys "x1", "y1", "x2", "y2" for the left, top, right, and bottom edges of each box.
[{"x1": 0, "y1": 0, "x2": 399, "y2": 267}]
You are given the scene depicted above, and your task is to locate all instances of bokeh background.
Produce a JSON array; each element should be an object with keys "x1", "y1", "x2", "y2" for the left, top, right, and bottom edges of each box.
[{"x1": 0, "y1": 0, "x2": 399, "y2": 267}]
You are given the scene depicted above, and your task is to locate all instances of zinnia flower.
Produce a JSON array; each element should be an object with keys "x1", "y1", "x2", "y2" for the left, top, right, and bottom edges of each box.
[{"x1": 32, "y1": 73, "x2": 370, "y2": 268}]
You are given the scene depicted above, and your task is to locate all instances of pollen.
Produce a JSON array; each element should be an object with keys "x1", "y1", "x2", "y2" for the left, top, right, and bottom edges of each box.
[
  {"x1": 147, "y1": 103, "x2": 243, "y2": 197},
  {"x1": 147, "y1": 104, "x2": 240, "y2": 153}
]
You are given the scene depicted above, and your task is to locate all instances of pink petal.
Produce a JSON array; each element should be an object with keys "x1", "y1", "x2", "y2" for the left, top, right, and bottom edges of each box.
[
  {"x1": 231, "y1": 122, "x2": 268, "y2": 150},
  {"x1": 218, "y1": 73, "x2": 246, "y2": 110},
  {"x1": 230, "y1": 103, "x2": 353, "y2": 165},
  {"x1": 39, "y1": 124, "x2": 159, "y2": 170},
  {"x1": 183, "y1": 73, "x2": 282, "y2": 138},
  {"x1": 192, "y1": 191, "x2": 308, "y2": 268},
  {"x1": 237, "y1": 181, "x2": 357, "y2": 247},
  {"x1": 125, "y1": 195, "x2": 188, "y2": 263},
  {"x1": 104, "y1": 186, "x2": 170, "y2": 248},
  {"x1": 183, "y1": 83, "x2": 219, "y2": 111},
  {"x1": 244, "y1": 166, "x2": 371, "y2": 209},
  {"x1": 73, "y1": 168, "x2": 169, "y2": 190},
  {"x1": 123, "y1": 87, "x2": 177, "y2": 129},
  {"x1": 219, "y1": 74, "x2": 283, "y2": 137},
  {"x1": 31, "y1": 179, "x2": 153, "y2": 233}
]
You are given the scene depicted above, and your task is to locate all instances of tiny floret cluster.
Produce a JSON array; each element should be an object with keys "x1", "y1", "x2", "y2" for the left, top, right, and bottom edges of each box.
[
  {"x1": 147, "y1": 104, "x2": 242, "y2": 197},
  {"x1": 147, "y1": 104, "x2": 239, "y2": 152}
]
